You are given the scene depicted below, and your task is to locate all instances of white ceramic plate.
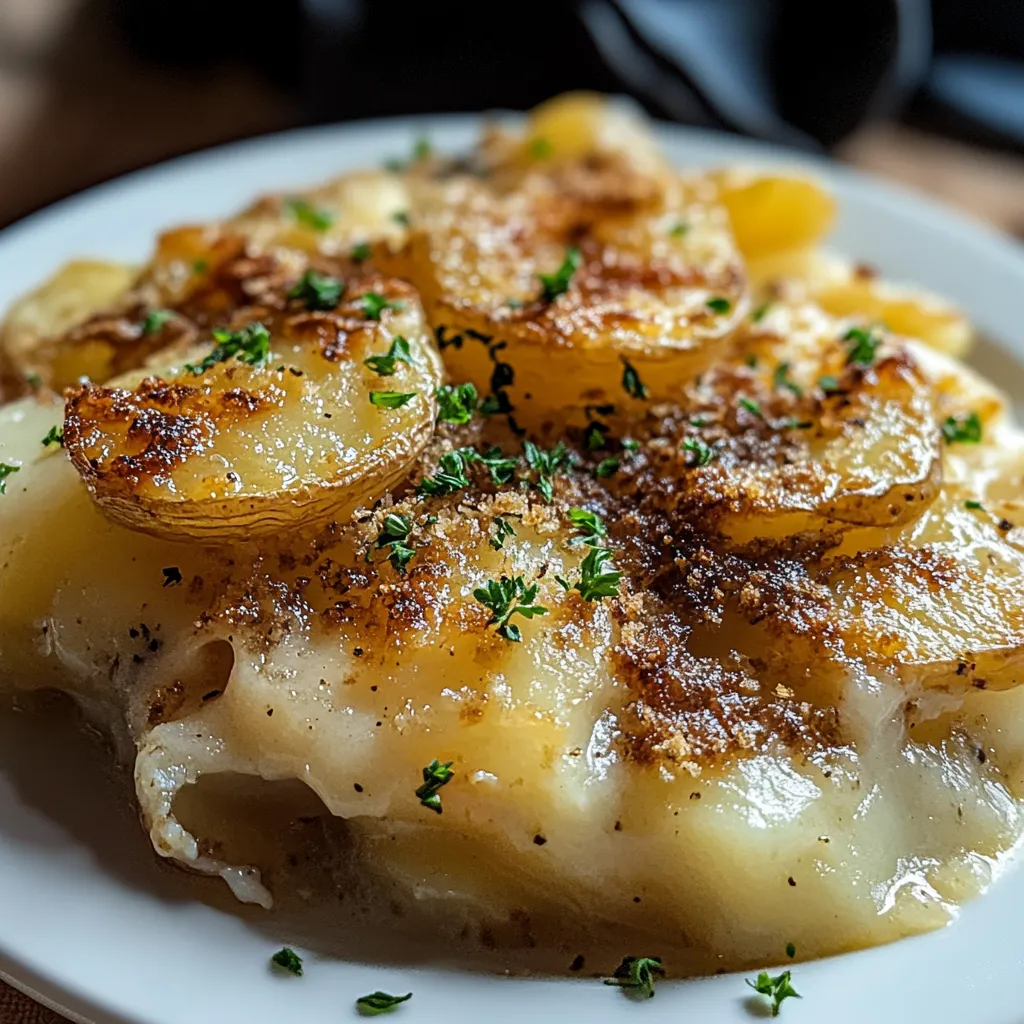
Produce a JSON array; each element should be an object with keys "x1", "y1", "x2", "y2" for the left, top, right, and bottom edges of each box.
[{"x1": 2, "y1": 114, "x2": 1024, "y2": 1024}]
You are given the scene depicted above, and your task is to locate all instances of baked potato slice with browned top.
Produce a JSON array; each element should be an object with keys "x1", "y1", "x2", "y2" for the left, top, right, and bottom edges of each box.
[
  {"x1": 401, "y1": 169, "x2": 747, "y2": 423},
  {"x1": 63, "y1": 273, "x2": 442, "y2": 541}
]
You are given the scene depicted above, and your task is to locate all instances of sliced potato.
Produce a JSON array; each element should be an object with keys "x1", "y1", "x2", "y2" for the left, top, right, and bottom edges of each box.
[
  {"x1": 63, "y1": 274, "x2": 442, "y2": 541},
  {"x1": 0, "y1": 259, "x2": 139, "y2": 392},
  {"x1": 479, "y1": 90, "x2": 667, "y2": 184},
  {"x1": 606, "y1": 304, "x2": 942, "y2": 549},
  {"x1": 401, "y1": 171, "x2": 747, "y2": 421},
  {"x1": 715, "y1": 171, "x2": 837, "y2": 260},
  {"x1": 229, "y1": 170, "x2": 412, "y2": 259}
]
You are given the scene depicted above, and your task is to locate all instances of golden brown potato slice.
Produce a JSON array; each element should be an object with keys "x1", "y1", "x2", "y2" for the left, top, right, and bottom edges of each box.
[
  {"x1": 401, "y1": 170, "x2": 747, "y2": 422},
  {"x1": 714, "y1": 171, "x2": 837, "y2": 260},
  {"x1": 0, "y1": 259, "x2": 139, "y2": 394},
  {"x1": 598, "y1": 303, "x2": 942, "y2": 550},
  {"x1": 63, "y1": 274, "x2": 442, "y2": 541},
  {"x1": 815, "y1": 341, "x2": 1024, "y2": 695},
  {"x1": 748, "y1": 249, "x2": 974, "y2": 358}
]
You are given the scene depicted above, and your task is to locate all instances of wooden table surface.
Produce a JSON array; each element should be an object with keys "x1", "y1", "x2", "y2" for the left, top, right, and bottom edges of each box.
[{"x1": 1, "y1": 2, "x2": 1022, "y2": 1022}]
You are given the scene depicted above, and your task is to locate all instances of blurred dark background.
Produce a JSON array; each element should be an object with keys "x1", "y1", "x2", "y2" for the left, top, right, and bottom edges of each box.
[{"x1": 0, "y1": 0, "x2": 1022, "y2": 233}]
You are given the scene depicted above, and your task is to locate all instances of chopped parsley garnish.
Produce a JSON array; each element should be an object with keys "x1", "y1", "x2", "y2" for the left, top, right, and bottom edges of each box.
[
  {"x1": 707, "y1": 296, "x2": 732, "y2": 314},
  {"x1": 369, "y1": 390, "x2": 416, "y2": 409},
  {"x1": 505, "y1": 297, "x2": 525, "y2": 309},
  {"x1": 391, "y1": 210, "x2": 410, "y2": 227},
  {"x1": 417, "y1": 450, "x2": 472, "y2": 497},
  {"x1": 162, "y1": 566, "x2": 183, "y2": 587},
  {"x1": 818, "y1": 375, "x2": 841, "y2": 394},
  {"x1": 523, "y1": 440, "x2": 570, "y2": 502},
  {"x1": 843, "y1": 325, "x2": 880, "y2": 365},
  {"x1": 142, "y1": 308, "x2": 173, "y2": 334},
  {"x1": 284, "y1": 197, "x2": 333, "y2": 231},
  {"x1": 668, "y1": 221, "x2": 688, "y2": 237},
  {"x1": 356, "y1": 991, "x2": 413, "y2": 1016},
  {"x1": 747, "y1": 969, "x2": 800, "y2": 1017},
  {"x1": 41, "y1": 426, "x2": 63, "y2": 447},
  {"x1": 270, "y1": 947, "x2": 303, "y2": 976},
  {"x1": 568, "y1": 546, "x2": 621, "y2": 601},
  {"x1": 595, "y1": 457, "x2": 620, "y2": 478},
  {"x1": 413, "y1": 137, "x2": 432, "y2": 161},
  {"x1": 620, "y1": 357, "x2": 648, "y2": 400},
  {"x1": 745, "y1": 354, "x2": 759, "y2": 369},
  {"x1": 490, "y1": 515, "x2": 516, "y2": 550},
  {"x1": 785, "y1": 942, "x2": 796, "y2": 959},
  {"x1": 375, "y1": 513, "x2": 416, "y2": 574},
  {"x1": 568, "y1": 508, "x2": 607, "y2": 543},
  {"x1": 350, "y1": 241, "x2": 372, "y2": 263},
  {"x1": 941, "y1": 411, "x2": 982, "y2": 445},
  {"x1": 538, "y1": 246, "x2": 581, "y2": 303},
  {"x1": 529, "y1": 137, "x2": 553, "y2": 159},
  {"x1": 778, "y1": 417, "x2": 813, "y2": 431},
  {"x1": 364, "y1": 336, "x2": 412, "y2": 376},
  {"x1": 585, "y1": 420, "x2": 611, "y2": 451},
  {"x1": 738, "y1": 396, "x2": 763, "y2": 418},
  {"x1": 436, "y1": 382, "x2": 478, "y2": 424},
  {"x1": 965, "y1": 499, "x2": 984, "y2": 510},
  {"x1": 359, "y1": 291, "x2": 405, "y2": 320},
  {"x1": 773, "y1": 361, "x2": 802, "y2": 396},
  {"x1": 683, "y1": 436, "x2": 714, "y2": 466},
  {"x1": 415, "y1": 759, "x2": 454, "y2": 812},
  {"x1": 474, "y1": 575, "x2": 548, "y2": 642},
  {"x1": 24, "y1": 372, "x2": 42, "y2": 389},
  {"x1": 622, "y1": 438, "x2": 640, "y2": 452},
  {"x1": 287, "y1": 270, "x2": 343, "y2": 311},
  {"x1": 184, "y1": 321, "x2": 271, "y2": 374},
  {"x1": 469, "y1": 445, "x2": 518, "y2": 486},
  {"x1": 191, "y1": 258, "x2": 208, "y2": 274},
  {"x1": 604, "y1": 956, "x2": 664, "y2": 999},
  {"x1": 751, "y1": 302, "x2": 772, "y2": 323},
  {"x1": 0, "y1": 463, "x2": 19, "y2": 494}
]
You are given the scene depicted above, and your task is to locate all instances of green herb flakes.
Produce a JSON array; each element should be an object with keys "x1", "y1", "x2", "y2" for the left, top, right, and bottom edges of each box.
[
  {"x1": 142, "y1": 308, "x2": 173, "y2": 334},
  {"x1": 0, "y1": 463, "x2": 19, "y2": 494},
  {"x1": 287, "y1": 270, "x2": 343, "y2": 311},
  {"x1": 747, "y1": 969, "x2": 800, "y2": 1017},
  {"x1": 270, "y1": 947, "x2": 303, "y2": 976},
  {"x1": 773, "y1": 361, "x2": 802, "y2": 396},
  {"x1": 369, "y1": 390, "x2": 416, "y2": 409},
  {"x1": 568, "y1": 508, "x2": 607, "y2": 543},
  {"x1": 415, "y1": 759, "x2": 454, "y2": 812},
  {"x1": 843, "y1": 325, "x2": 880, "y2": 365},
  {"x1": 490, "y1": 515, "x2": 516, "y2": 550},
  {"x1": 683, "y1": 437, "x2": 714, "y2": 466},
  {"x1": 621, "y1": 357, "x2": 648, "y2": 400},
  {"x1": 184, "y1": 321, "x2": 271, "y2": 375},
  {"x1": 284, "y1": 197, "x2": 333, "y2": 231},
  {"x1": 523, "y1": 440, "x2": 570, "y2": 502},
  {"x1": 375, "y1": 513, "x2": 416, "y2": 574},
  {"x1": 604, "y1": 956, "x2": 664, "y2": 999},
  {"x1": 356, "y1": 991, "x2": 413, "y2": 1016},
  {"x1": 474, "y1": 575, "x2": 548, "y2": 642},
  {"x1": 417, "y1": 450, "x2": 471, "y2": 497},
  {"x1": 538, "y1": 246, "x2": 581, "y2": 303},
  {"x1": 436, "y1": 382, "x2": 478, "y2": 424},
  {"x1": 941, "y1": 411, "x2": 982, "y2": 445},
  {"x1": 359, "y1": 292, "x2": 405, "y2": 321},
  {"x1": 364, "y1": 336, "x2": 412, "y2": 376}
]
